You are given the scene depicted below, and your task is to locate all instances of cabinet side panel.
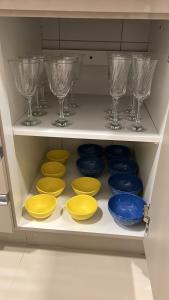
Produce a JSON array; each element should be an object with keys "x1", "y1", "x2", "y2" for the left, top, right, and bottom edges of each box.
[
  {"x1": 146, "y1": 20, "x2": 169, "y2": 134},
  {"x1": 0, "y1": 17, "x2": 41, "y2": 124}
]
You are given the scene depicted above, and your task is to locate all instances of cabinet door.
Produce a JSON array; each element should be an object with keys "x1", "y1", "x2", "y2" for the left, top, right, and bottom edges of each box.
[{"x1": 144, "y1": 110, "x2": 169, "y2": 300}]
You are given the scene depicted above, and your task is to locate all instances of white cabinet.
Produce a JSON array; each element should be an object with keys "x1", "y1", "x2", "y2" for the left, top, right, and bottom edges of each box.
[{"x1": 0, "y1": 16, "x2": 169, "y2": 300}]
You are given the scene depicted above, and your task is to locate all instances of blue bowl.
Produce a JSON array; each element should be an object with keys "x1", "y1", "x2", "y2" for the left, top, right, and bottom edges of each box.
[
  {"x1": 78, "y1": 144, "x2": 103, "y2": 158},
  {"x1": 105, "y1": 145, "x2": 131, "y2": 160},
  {"x1": 108, "y1": 173, "x2": 143, "y2": 195},
  {"x1": 108, "y1": 193, "x2": 145, "y2": 226},
  {"x1": 108, "y1": 158, "x2": 139, "y2": 175},
  {"x1": 77, "y1": 157, "x2": 105, "y2": 178}
]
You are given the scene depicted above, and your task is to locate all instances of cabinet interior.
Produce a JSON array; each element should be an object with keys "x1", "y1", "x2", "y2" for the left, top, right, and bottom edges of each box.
[{"x1": 0, "y1": 16, "x2": 168, "y2": 239}]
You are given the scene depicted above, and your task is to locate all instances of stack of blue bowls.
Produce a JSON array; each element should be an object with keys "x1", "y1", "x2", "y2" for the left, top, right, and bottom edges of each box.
[
  {"x1": 77, "y1": 144, "x2": 105, "y2": 178},
  {"x1": 105, "y1": 145, "x2": 143, "y2": 196},
  {"x1": 105, "y1": 145, "x2": 145, "y2": 226}
]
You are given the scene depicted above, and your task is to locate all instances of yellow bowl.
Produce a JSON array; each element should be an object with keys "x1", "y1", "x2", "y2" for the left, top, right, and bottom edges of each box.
[
  {"x1": 36, "y1": 177, "x2": 65, "y2": 197},
  {"x1": 71, "y1": 177, "x2": 101, "y2": 196},
  {"x1": 24, "y1": 194, "x2": 57, "y2": 219},
  {"x1": 46, "y1": 150, "x2": 70, "y2": 164},
  {"x1": 41, "y1": 161, "x2": 65, "y2": 178},
  {"x1": 66, "y1": 195, "x2": 98, "y2": 221}
]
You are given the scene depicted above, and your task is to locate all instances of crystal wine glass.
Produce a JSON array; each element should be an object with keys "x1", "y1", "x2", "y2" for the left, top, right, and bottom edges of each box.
[
  {"x1": 130, "y1": 57, "x2": 158, "y2": 132},
  {"x1": 45, "y1": 58, "x2": 74, "y2": 127},
  {"x1": 107, "y1": 55, "x2": 131, "y2": 130},
  {"x1": 10, "y1": 58, "x2": 40, "y2": 126}
]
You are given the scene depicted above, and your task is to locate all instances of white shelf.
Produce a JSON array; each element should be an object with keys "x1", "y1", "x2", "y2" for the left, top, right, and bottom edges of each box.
[
  {"x1": 19, "y1": 155, "x2": 145, "y2": 239},
  {"x1": 13, "y1": 94, "x2": 161, "y2": 143}
]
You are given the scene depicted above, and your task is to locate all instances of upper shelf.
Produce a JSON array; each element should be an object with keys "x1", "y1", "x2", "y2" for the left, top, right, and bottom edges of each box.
[
  {"x1": 13, "y1": 94, "x2": 161, "y2": 143},
  {"x1": 1, "y1": 1, "x2": 169, "y2": 19}
]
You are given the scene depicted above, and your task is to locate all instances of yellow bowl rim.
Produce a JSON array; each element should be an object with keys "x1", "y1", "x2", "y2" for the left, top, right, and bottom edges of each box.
[
  {"x1": 36, "y1": 177, "x2": 65, "y2": 193},
  {"x1": 46, "y1": 150, "x2": 70, "y2": 161},
  {"x1": 66, "y1": 195, "x2": 98, "y2": 216},
  {"x1": 25, "y1": 194, "x2": 57, "y2": 215},
  {"x1": 71, "y1": 177, "x2": 101, "y2": 193},
  {"x1": 41, "y1": 162, "x2": 66, "y2": 177}
]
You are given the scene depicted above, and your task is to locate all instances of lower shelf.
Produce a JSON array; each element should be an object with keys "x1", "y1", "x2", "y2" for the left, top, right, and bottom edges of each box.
[{"x1": 19, "y1": 155, "x2": 145, "y2": 239}]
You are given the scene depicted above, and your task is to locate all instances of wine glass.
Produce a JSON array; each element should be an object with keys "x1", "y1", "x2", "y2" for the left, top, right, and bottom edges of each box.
[
  {"x1": 107, "y1": 55, "x2": 131, "y2": 130},
  {"x1": 45, "y1": 58, "x2": 74, "y2": 127},
  {"x1": 10, "y1": 58, "x2": 40, "y2": 126},
  {"x1": 130, "y1": 57, "x2": 158, "y2": 132}
]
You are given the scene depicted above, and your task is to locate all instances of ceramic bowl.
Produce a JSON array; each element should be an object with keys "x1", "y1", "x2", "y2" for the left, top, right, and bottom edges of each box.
[
  {"x1": 36, "y1": 177, "x2": 65, "y2": 197},
  {"x1": 71, "y1": 177, "x2": 101, "y2": 196},
  {"x1": 108, "y1": 158, "x2": 139, "y2": 175},
  {"x1": 108, "y1": 193, "x2": 145, "y2": 226},
  {"x1": 77, "y1": 157, "x2": 105, "y2": 178},
  {"x1": 78, "y1": 144, "x2": 103, "y2": 158},
  {"x1": 66, "y1": 195, "x2": 98, "y2": 220},
  {"x1": 41, "y1": 161, "x2": 65, "y2": 178},
  {"x1": 105, "y1": 145, "x2": 131, "y2": 160},
  {"x1": 108, "y1": 173, "x2": 143, "y2": 195},
  {"x1": 25, "y1": 194, "x2": 57, "y2": 219},
  {"x1": 46, "y1": 149, "x2": 70, "y2": 164}
]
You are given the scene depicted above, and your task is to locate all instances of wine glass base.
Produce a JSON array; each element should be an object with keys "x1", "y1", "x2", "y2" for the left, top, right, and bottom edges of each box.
[
  {"x1": 106, "y1": 123, "x2": 122, "y2": 130},
  {"x1": 32, "y1": 110, "x2": 47, "y2": 117},
  {"x1": 52, "y1": 119, "x2": 72, "y2": 127},
  {"x1": 22, "y1": 119, "x2": 41, "y2": 126},
  {"x1": 130, "y1": 124, "x2": 145, "y2": 132},
  {"x1": 69, "y1": 103, "x2": 79, "y2": 108}
]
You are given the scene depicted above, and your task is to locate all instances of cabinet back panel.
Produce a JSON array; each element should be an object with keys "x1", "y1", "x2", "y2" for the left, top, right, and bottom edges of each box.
[{"x1": 41, "y1": 19, "x2": 150, "y2": 51}]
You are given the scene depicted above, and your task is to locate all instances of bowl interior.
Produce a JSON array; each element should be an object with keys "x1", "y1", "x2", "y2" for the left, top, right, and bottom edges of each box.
[
  {"x1": 72, "y1": 177, "x2": 101, "y2": 193},
  {"x1": 25, "y1": 194, "x2": 56, "y2": 214},
  {"x1": 47, "y1": 150, "x2": 70, "y2": 161},
  {"x1": 67, "y1": 195, "x2": 97, "y2": 215},
  {"x1": 108, "y1": 193, "x2": 145, "y2": 220},
  {"x1": 37, "y1": 177, "x2": 65, "y2": 193}
]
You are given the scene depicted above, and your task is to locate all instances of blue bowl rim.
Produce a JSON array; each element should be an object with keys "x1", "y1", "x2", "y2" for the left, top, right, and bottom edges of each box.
[{"x1": 107, "y1": 158, "x2": 139, "y2": 172}]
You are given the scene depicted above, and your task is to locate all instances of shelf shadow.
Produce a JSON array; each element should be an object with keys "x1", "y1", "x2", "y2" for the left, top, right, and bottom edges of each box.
[
  {"x1": 114, "y1": 219, "x2": 145, "y2": 232},
  {"x1": 74, "y1": 207, "x2": 103, "y2": 225}
]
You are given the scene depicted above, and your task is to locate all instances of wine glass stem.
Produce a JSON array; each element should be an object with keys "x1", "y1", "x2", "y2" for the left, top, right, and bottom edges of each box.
[
  {"x1": 70, "y1": 83, "x2": 74, "y2": 104},
  {"x1": 27, "y1": 97, "x2": 33, "y2": 120},
  {"x1": 130, "y1": 95, "x2": 135, "y2": 116},
  {"x1": 36, "y1": 89, "x2": 40, "y2": 108},
  {"x1": 58, "y1": 98, "x2": 65, "y2": 120},
  {"x1": 112, "y1": 98, "x2": 119, "y2": 123},
  {"x1": 136, "y1": 99, "x2": 142, "y2": 124}
]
